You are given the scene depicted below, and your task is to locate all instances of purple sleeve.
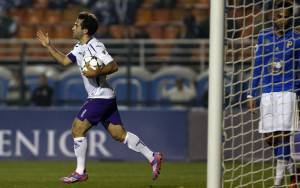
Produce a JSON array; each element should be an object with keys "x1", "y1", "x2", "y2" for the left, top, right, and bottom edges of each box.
[{"x1": 67, "y1": 53, "x2": 77, "y2": 63}]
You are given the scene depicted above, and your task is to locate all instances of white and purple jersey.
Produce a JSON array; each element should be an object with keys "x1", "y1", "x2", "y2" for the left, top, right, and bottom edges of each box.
[{"x1": 67, "y1": 38, "x2": 115, "y2": 99}]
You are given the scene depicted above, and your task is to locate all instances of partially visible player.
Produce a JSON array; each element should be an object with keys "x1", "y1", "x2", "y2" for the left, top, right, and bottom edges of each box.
[
  {"x1": 36, "y1": 11, "x2": 162, "y2": 184},
  {"x1": 247, "y1": 0, "x2": 300, "y2": 187}
]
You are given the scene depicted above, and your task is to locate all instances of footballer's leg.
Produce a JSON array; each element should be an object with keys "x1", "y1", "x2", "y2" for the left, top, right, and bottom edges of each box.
[
  {"x1": 265, "y1": 132, "x2": 295, "y2": 187},
  {"x1": 60, "y1": 118, "x2": 91, "y2": 184},
  {"x1": 265, "y1": 132, "x2": 286, "y2": 187},
  {"x1": 107, "y1": 123, "x2": 163, "y2": 180}
]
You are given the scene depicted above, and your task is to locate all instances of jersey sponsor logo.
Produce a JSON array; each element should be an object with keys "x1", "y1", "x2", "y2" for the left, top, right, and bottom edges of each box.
[
  {"x1": 102, "y1": 49, "x2": 108, "y2": 55},
  {"x1": 263, "y1": 38, "x2": 271, "y2": 45},
  {"x1": 78, "y1": 51, "x2": 85, "y2": 57},
  {"x1": 268, "y1": 60, "x2": 284, "y2": 75},
  {"x1": 286, "y1": 40, "x2": 293, "y2": 48}
]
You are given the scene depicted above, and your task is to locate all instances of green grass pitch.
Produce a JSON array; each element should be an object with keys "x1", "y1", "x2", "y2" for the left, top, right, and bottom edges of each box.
[{"x1": 0, "y1": 161, "x2": 205, "y2": 188}]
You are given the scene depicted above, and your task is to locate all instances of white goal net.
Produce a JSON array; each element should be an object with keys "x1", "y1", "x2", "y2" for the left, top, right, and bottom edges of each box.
[{"x1": 223, "y1": 0, "x2": 300, "y2": 187}]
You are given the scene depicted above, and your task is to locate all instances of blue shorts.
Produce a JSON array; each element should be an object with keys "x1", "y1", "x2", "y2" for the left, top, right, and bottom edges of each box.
[{"x1": 76, "y1": 98, "x2": 123, "y2": 128}]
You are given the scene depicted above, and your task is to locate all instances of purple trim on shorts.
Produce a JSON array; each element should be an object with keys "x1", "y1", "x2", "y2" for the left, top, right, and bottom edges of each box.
[{"x1": 76, "y1": 98, "x2": 123, "y2": 127}]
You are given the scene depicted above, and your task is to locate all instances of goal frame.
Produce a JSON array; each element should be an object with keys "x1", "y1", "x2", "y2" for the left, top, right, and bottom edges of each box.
[{"x1": 207, "y1": 0, "x2": 224, "y2": 188}]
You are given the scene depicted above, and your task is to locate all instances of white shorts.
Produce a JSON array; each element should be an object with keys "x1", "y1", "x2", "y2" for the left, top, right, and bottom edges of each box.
[{"x1": 259, "y1": 92, "x2": 299, "y2": 133}]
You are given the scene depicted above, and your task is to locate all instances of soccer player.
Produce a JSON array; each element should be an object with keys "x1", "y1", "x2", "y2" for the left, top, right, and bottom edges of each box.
[
  {"x1": 36, "y1": 12, "x2": 162, "y2": 184},
  {"x1": 247, "y1": 0, "x2": 300, "y2": 187}
]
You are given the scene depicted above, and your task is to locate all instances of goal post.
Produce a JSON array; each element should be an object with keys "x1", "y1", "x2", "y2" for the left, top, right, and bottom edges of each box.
[{"x1": 207, "y1": 0, "x2": 224, "y2": 188}]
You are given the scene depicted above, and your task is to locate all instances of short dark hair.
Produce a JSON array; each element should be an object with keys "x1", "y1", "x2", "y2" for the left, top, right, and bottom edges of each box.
[
  {"x1": 77, "y1": 12, "x2": 98, "y2": 36},
  {"x1": 275, "y1": 0, "x2": 293, "y2": 16}
]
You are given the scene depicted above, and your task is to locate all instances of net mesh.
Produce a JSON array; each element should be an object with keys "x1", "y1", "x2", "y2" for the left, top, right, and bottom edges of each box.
[{"x1": 223, "y1": 0, "x2": 300, "y2": 187}]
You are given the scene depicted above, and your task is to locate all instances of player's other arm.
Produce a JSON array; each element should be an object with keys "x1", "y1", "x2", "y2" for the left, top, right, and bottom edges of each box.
[
  {"x1": 36, "y1": 30, "x2": 72, "y2": 66},
  {"x1": 83, "y1": 60, "x2": 118, "y2": 78},
  {"x1": 247, "y1": 32, "x2": 263, "y2": 110},
  {"x1": 97, "y1": 60, "x2": 118, "y2": 75}
]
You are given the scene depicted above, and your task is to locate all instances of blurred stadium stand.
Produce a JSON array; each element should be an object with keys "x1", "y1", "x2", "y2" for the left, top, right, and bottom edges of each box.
[
  {"x1": 108, "y1": 66, "x2": 152, "y2": 104},
  {"x1": 0, "y1": 66, "x2": 12, "y2": 102},
  {"x1": 56, "y1": 66, "x2": 86, "y2": 104},
  {"x1": 0, "y1": 0, "x2": 212, "y2": 107},
  {"x1": 25, "y1": 65, "x2": 59, "y2": 91},
  {"x1": 151, "y1": 66, "x2": 196, "y2": 101},
  {"x1": 196, "y1": 70, "x2": 209, "y2": 107}
]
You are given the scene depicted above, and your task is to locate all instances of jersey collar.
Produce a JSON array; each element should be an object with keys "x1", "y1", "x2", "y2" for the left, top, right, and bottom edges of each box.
[{"x1": 86, "y1": 37, "x2": 94, "y2": 44}]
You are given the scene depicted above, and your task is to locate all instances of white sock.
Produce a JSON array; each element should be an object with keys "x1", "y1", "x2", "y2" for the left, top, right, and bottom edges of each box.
[
  {"x1": 274, "y1": 159, "x2": 287, "y2": 186},
  {"x1": 74, "y1": 137, "x2": 87, "y2": 175},
  {"x1": 287, "y1": 158, "x2": 295, "y2": 174},
  {"x1": 123, "y1": 132, "x2": 154, "y2": 162}
]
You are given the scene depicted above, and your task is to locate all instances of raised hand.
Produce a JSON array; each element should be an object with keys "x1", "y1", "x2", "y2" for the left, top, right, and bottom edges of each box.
[{"x1": 36, "y1": 30, "x2": 50, "y2": 47}]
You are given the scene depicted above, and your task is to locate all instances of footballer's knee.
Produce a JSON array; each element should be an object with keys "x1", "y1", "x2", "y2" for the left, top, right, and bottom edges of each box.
[
  {"x1": 264, "y1": 133, "x2": 274, "y2": 146},
  {"x1": 273, "y1": 131, "x2": 290, "y2": 145},
  {"x1": 264, "y1": 132, "x2": 289, "y2": 146},
  {"x1": 111, "y1": 133, "x2": 125, "y2": 142},
  {"x1": 108, "y1": 124, "x2": 126, "y2": 142},
  {"x1": 71, "y1": 118, "x2": 92, "y2": 138}
]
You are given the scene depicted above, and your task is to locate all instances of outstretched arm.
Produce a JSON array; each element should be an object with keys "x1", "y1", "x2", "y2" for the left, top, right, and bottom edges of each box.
[{"x1": 36, "y1": 30, "x2": 72, "y2": 66}]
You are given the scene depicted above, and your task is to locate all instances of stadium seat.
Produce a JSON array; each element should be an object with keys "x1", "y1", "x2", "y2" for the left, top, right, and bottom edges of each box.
[
  {"x1": 0, "y1": 66, "x2": 12, "y2": 101},
  {"x1": 52, "y1": 24, "x2": 73, "y2": 38},
  {"x1": 141, "y1": 0, "x2": 156, "y2": 8},
  {"x1": 62, "y1": 6, "x2": 81, "y2": 23},
  {"x1": 33, "y1": 0, "x2": 49, "y2": 9},
  {"x1": 56, "y1": 66, "x2": 86, "y2": 104},
  {"x1": 152, "y1": 9, "x2": 171, "y2": 24},
  {"x1": 192, "y1": 8, "x2": 209, "y2": 23},
  {"x1": 176, "y1": 0, "x2": 195, "y2": 7},
  {"x1": 135, "y1": 8, "x2": 152, "y2": 26},
  {"x1": 150, "y1": 66, "x2": 197, "y2": 101},
  {"x1": 109, "y1": 25, "x2": 125, "y2": 39},
  {"x1": 171, "y1": 9, "x2": 185, "y2": 21},
  {"x1": 146, "y1": 25, "x2": 163, "y2": 39},
  {"x1": 45, "y1": 9, "x2": 63, "y2": 25},
  {"x1": 8, "y1": 8, "x2": 27, "y2": 23},
  {"x1": 195, "y1": 0, "x2": 209, "y2": 6},
  {"x1": 17, "y1": 25, "x2": 36, "y2": 39},
  {"x1": 164, "y1": 25, "x2": 180, "y2": 39},
  {"x1": 36, "y1": 24, "x2": 53, "y2": 34},
  {"x1": 108, "y1": 67, "x2": 152, "y2": 103},
  {"x1": 26, "y1": 8, "x2": 45, "y2": 25},
  {"x1": 0, "y1": 43, "x2": 8, "y2": 58}
]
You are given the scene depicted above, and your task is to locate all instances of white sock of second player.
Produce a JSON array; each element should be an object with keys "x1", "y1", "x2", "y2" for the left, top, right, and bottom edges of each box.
[{"x1": 274, "y1": 159, "x2": 287, "y2": 186}]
